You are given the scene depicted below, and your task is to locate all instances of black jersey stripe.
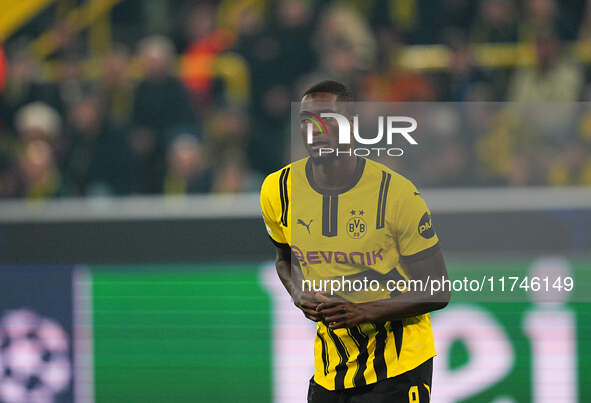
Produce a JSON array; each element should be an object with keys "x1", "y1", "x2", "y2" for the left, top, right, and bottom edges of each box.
[
  {"x1": 379, "y1": 173, "x2": 391, "y2": 228},
  {"x1": 317, "y1": 331, "x2": 330, "y2": 376},
  {"x1": 348, "y1": 325, "x2": 369, "y2": 387},
  {"x1": 322, "y1": 195, "x2": 330, "y2": 236},
  {"x1": 284, "y1": 167, "x2": 290, "y2": 224},
  {"x1": 330, "y1": 196, "x2": 338, "y2": 235},
  {"x1": 279, "y1": 167, "x2": 290, "y2": 226},
  {"x1": 282, "y1": 167, "x2": 290, "y2": 226},
  {"x1": 322, "y1": 195, "x2": 338, "y2": 237},
  {"x1": 278, "y1": 168, "x2": 286, "y2": 225},
  {"x1": 327, "y1": 328, "x2": 349, "y2": 390},
  {"x1": 390, "y1": 320, "x2": 404, "y2": 359},
  {"x1": 376, "y1": 171, "x2": 387, "y2": 229},
  {"x1": 373, "y1": 322, "x2": 388, "y2": 381},
  {"x1": 400, "y1": 242, "x2": 440, "y2": 264}
]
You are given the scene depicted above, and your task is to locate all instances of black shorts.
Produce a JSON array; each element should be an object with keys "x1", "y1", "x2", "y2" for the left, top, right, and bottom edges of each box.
[{"x1": 307, "y1": 358, "x2": 433, "y2": 403}]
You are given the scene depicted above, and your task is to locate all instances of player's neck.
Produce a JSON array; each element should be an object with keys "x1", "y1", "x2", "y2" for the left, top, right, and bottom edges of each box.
[{"x1": 310, "y1": 156, "x2": 359, "y2": 191}]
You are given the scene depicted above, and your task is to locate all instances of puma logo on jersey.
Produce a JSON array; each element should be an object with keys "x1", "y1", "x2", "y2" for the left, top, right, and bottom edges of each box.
[{"x1": 297, "y1": 219, "x2": 313, "y2": 234}]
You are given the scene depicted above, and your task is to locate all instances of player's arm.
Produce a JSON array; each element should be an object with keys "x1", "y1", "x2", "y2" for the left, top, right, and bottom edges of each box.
[
  {"x1": 260, "y1": 172, "x2": 321, "y2": 322},
  {"x1": 274, "y1": 243, "x2": 323, "y2": 322},
  {"x1": 318, "y1": 182, "x2": 450, "y2": 328},
  {"x1": 317, "y1": 247, "x2": 449, "y2": 328}
]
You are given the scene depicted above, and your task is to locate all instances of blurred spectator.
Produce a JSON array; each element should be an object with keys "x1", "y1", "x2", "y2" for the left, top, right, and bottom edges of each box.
[
  {"x1": 213, "y1": 149, "x2": 261, "y2": 193},
  {"x1": 130, "y1": 35, "x2": 195, "y2": 194},
  {"x1": 443, "y1": 33, "x2": 494, "y2": 101},
  {"x1": 0, "y1": 50, "x2": 64, "y2": 131},
  {"x1": 134, "y1": 35, "x2": 195, "y2": 135},
  {"x1": 312, "y1": 3, "x2": 376, "y2": 83},
  {"x1": 470, "y1": 0, "x2": 518, "y2": 43},
  {"x1": 235, "y1": 0, "x2": 315, "y2": 95},
  {"x1": 247, "y1": 84, "x2": 290, "y2": 174},
  {"x1": 475, "y1": 109, "x2": 523, "y2": 185},
  {"x1": 240, "y1": 0, "x2": 316, "y2": 174},
  {"x1": 203, "y1": 105, "x2": 250, "y2": 159},
  {"x1": 230, "y1": 0, "x2": 267, "y2": 102},
  {"x1": 367, "y1": 0, "x2": 418, "y2": 43},
  {"x1": 3, "y1": 102, "x2": 66, "y2": 197},
  {"x1": 546, "y1": 106, "x2": 591, "y2": 186},
  {"x1": 15, "y1": 102, "x2": 62, "y2": 144},
  {"x1": 547, "y1": 140, "x2": 591, "y2": 186},
  {"x1": 1, "y1": 102, "x2": 64, "y2": 197},
  {"x1": 100, "y1": 44, "x2": 134, "y2": 126},
  {"x1": 519, "y1": 0, "x2": 557, "y2": 42},
  {"x1": 271, "y1": 0, "x2": 316, "y2": 84},
  {"x1": 519, "y1": 0, "x2": 584, "y2": 42},
  {"x1": 63, "y1": 93, "x2": 130, "y2": 196},
  {"x1": 509, "y1": 29, "x2": 583, "y2": 102},
  {"x1": 179, "y1": 2, "x2": 235, "y2": 114},
  {"x1": 507, "y1": 28, "x2": 582, "y2": 169},
  {"x1": 410, "y1": 106, "x2": 471, "y2": 186},
  {"x1": 163, "y1": 134, "x2": 213, "y2": 195},
  {"x1": 412, "y1": 0, "x2": 475, "y2": 44},
  {"x1": 57, "y1": 55, "x2": 93, "y2": 108},
  {"x1": 11, "y1": 140, "x2": 63, "y2": 199}
]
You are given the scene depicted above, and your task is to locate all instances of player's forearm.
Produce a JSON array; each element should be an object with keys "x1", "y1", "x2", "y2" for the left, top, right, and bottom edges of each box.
[
  {"x1": 275, "y1": 258, "x2": 304, "y2": 299},
  {"x1": 363, "y1": 249, "x2": 450, "y2": 322},
  {"x1": 362, "y1": 289, "x2": 450, "y2": 322}
]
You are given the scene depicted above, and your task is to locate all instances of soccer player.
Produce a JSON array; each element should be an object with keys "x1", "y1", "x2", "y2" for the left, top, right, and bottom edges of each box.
[{"x1": 260, "y1": 80, "x2": 450, "y2": 402}]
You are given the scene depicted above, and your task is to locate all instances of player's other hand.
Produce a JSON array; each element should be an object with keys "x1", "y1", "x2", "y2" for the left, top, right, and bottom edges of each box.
[
  {"x1": 293, "y1": 290, "x2": 323, "y2": 322},
  {"x1": 316, "y1": 293, "x2": 370, "y2": 329}
]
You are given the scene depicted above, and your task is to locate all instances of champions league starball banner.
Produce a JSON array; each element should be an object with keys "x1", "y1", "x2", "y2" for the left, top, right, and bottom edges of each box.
[
  {"x1": 0, "y1": 266, "x2": 76, "y2": 403},
  {"x1": 0, "y1": 266, "x2": 93, "y2": 403}
]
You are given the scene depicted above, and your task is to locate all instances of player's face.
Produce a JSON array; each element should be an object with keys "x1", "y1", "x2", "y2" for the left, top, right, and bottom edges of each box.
[{"x1": 299, "y1": 93, "x2": 349, "y2": 161}]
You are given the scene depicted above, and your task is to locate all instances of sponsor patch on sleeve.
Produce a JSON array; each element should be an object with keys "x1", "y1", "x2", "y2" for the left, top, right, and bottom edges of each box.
[{"x1": 418, "y1": 212, "x2": 435, "y2": 239}]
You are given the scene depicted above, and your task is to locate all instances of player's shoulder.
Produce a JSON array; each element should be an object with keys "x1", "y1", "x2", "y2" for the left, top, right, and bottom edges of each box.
[
  {"x1": 260, "y1": 158, "x2": 307, "y2": 198},
  {"x1": 362, "y1": 158, "x2": 417, "y2": 192}
]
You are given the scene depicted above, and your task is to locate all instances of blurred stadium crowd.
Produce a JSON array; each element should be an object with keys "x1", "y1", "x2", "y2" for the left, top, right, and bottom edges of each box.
[{"x1": 1, "y1": 0, "x2": 591, "y2": 199}]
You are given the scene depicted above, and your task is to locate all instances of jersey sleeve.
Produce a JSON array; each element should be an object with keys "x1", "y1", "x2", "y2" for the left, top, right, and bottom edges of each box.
[
  {"x1": 260, "y1": 173, "x2": 288, "y2": 246},
  {"x1": 392, "y1": 181, "x2": 439, "y2": 263}
]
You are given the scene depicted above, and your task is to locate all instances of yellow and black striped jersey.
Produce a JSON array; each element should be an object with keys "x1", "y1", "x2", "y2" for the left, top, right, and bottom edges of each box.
[{"x1": 260, "y1": 157, "x2": 439, "y2": 391}]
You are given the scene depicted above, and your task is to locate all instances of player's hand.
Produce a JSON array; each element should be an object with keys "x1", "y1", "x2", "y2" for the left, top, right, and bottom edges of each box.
[
  {"x1": 293, "y1": 291, "x2": 323, "y2": 322},
  {"x1": 316, "y1": 293, "x2": 371, "y2": 329}
]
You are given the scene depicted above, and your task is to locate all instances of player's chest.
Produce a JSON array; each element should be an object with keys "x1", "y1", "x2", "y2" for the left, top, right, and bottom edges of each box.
[{"x1": 288, "y1": 192, "x2": 391, "y2": 245}]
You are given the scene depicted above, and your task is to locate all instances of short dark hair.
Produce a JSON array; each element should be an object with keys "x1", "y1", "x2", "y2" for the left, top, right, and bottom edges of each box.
[{"x1": 302, "y1": 80, "x2": 353, "y2": 101}]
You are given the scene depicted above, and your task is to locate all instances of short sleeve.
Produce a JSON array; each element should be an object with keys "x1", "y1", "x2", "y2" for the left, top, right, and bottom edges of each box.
[
  {"x1": 260, "y1": 174, "x2": 288, "y2": 246},
  {"x1": 393, "y1": 182, "x2": 439, "y2": 263}
]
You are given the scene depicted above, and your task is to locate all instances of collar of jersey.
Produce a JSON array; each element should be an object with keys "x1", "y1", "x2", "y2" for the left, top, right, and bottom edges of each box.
[{"x1": 305, "y1": 157, "x2": 366, "y2": 196}]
